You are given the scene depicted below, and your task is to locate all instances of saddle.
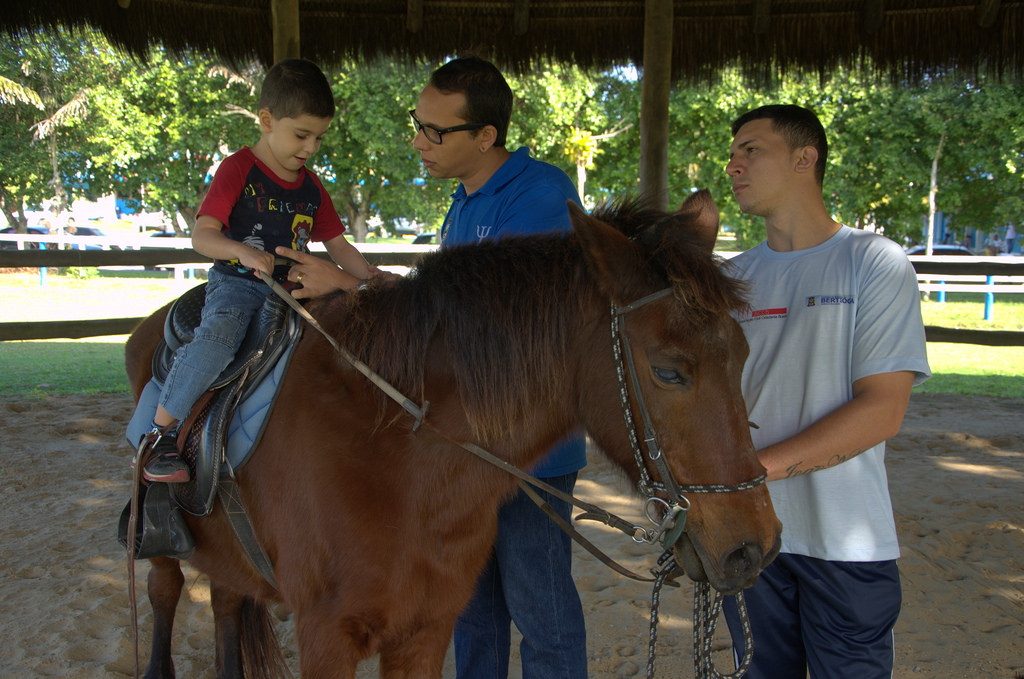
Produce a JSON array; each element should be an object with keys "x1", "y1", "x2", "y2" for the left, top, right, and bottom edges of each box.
[
  {"x1": 120, "y1": 283, "x2": 301, "y2": 569},
  {"x1": 151, "y1": 283, "x2": 301, "y2": 517}
]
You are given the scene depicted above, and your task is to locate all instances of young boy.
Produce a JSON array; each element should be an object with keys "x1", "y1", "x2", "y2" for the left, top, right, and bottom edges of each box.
[{"x1": 142, "y1": 58, "x2": 375, "y2": 483}]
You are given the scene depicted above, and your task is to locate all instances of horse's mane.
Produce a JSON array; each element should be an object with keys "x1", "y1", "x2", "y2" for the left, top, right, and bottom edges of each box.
[{"x1": 317, "y1": 199, "x2": 745, "y2": 442}]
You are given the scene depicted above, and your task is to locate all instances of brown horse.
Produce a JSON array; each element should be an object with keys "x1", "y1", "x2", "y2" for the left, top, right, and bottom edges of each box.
[{"x1": 124, "y1": 190, "x2": 781, "y2": 679}]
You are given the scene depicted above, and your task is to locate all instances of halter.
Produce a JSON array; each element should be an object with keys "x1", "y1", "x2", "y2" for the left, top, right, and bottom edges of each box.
[{"x1": 610, "y1": 288, "x2": 767, "y2": 548}]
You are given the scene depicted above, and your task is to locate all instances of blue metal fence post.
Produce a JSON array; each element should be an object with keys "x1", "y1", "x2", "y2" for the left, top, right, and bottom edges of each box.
[
  {"x1": 39, "y1": 242, "x2": 47, "y2": 287},
  {"x1": 984, "y1": 275, "x2": 994, "y2": 320}
]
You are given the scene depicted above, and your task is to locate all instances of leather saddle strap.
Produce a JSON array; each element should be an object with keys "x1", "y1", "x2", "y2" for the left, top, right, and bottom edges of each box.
[{"x1": 218, "y1": 477, "x2": 279, "y2": 589}]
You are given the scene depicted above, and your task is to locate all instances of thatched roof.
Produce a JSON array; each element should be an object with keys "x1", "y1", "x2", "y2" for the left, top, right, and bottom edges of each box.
[{"x1": 3, "y1": 0, "x2": 1023, "y2": 82}]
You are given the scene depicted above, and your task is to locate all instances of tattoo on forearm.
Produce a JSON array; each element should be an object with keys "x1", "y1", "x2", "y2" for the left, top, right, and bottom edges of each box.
[{"x1": 783, "y1": 448, "x2": 866, "y2": 479}]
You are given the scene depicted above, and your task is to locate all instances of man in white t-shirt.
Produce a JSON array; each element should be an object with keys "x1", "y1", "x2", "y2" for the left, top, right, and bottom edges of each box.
[{"x1": 721, "y1": 105, "x2": 931, "y2": 678}]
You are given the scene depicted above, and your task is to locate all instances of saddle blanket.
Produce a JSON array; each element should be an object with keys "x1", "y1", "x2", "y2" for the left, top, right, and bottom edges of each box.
[{"x1": 125, "y1": 336, "x2": 297, "y2": 472}]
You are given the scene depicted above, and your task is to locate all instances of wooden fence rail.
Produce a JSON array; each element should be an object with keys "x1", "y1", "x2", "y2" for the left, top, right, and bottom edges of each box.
[{"x1": 1, "y1": 249, "x2": 1023, "y2": 346}]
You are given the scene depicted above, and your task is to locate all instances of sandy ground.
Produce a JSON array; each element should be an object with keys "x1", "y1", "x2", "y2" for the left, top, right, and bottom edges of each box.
[{"x1": 0, "y1": 391, "x2": 1021, "y2": 678}]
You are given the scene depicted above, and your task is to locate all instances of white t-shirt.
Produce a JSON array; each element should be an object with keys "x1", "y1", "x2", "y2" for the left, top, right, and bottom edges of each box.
[{"x1": 729, "y1": 226, "x2": 931, "y2": 562}]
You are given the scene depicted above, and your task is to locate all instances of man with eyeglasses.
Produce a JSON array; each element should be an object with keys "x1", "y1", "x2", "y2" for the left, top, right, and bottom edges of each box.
[
  {"x1": 411, "y1": 58, "x2": 587, "y2": 250},
  {"x1": 412, "y1": 56, "x2": 589, "y2": 678}
]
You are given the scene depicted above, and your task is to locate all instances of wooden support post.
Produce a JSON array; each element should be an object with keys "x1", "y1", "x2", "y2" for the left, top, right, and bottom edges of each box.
[
  {"x1": 513, "y1": 0, "x2": 531, "y2": 36},
  {"x1": 638, "y1": 0, "x2": 673, "y2": 210},
  {"x1": 407, "y1": 0, "x2": 424, "y2": 33},
  {"x1": 976, "y1": 0, "x2": 1001, "y2": 27},
  {"x1": 753, "y1": 0, "x2": 771, "y2": 34},
  {"x1": 272, "y1": 0, "x2": 300, "y2": 63},
  {"x1": 863, "y1": 0, "x2": 885, "y2": 35}
]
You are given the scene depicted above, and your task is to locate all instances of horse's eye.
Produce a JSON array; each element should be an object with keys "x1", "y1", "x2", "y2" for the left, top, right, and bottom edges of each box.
[{"x1": 652, "y1": 366, "x2": 688, "y2": 386}]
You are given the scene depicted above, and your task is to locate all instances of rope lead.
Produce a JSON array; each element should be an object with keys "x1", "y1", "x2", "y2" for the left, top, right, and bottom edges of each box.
[{"x1": 646, "y1": 552, "x2": 754, "y2": 678}]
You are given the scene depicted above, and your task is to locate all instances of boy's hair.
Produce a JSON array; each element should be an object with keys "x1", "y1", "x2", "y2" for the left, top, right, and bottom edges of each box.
[
  {"x1": 732, "y1": 104, "x2": 828, "y2": 185},
  {"x1": 429, "y1": 57, "x2": 513, "y2": 147},
  {"x1": 258, "y1": 58, "x2": 336, "y2": 120}
]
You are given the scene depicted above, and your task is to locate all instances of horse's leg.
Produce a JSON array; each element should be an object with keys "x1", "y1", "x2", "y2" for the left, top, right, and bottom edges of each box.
[
  {"x1": 210, "y1": 582, "x2": 245, "y2": 679},
  {"x1": 378, "y1": 625, "x2": 452, "y2": 679},
  {"x1": 294, "y1": 609, "x2": 361, "y2": 679},
  {"x1": 144, "y1": 557, "x2": 184, "y2": 679}
]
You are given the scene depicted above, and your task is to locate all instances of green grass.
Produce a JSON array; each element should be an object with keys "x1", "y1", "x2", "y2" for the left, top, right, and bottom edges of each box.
[
  {"x1": 1, "y1": 338, "x2": 131, "y2": 393},
  {"x1": 919, "y1": 291, "x2": 1024, "y2": 331},
  {"x1": 914, "y1": 292, "x2": 1024, "y2": 398},
  {"x1": 1, "y1": 269, "x2": 203, "y2": 396},
  {"x1": 1, "y1": 272, "x2": 1022, "y2": 398}
]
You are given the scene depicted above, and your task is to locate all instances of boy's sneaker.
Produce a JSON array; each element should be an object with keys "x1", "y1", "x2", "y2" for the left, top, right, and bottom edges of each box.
[{"x1": 142, "y1": 432, "x2": 190, "y2": 483}]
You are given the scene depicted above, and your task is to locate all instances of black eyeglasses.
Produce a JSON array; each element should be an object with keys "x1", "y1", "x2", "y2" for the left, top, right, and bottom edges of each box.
[{"x1": 409, "y1": 110, "x2": 486, "y2": 144}]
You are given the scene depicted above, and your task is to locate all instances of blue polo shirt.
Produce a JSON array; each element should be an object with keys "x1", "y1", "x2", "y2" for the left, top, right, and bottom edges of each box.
[{"x1": 441, "y1": 146, "x2": 587, "y2": 478}]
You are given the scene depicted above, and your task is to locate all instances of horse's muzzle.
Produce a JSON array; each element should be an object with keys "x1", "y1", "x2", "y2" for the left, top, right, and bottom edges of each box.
[{"x1": 672, "y1": 533, "x2": 780, "y2": 596}]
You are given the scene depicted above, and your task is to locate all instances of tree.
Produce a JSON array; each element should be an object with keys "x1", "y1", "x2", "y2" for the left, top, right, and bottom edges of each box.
[
  {"x1": 91, "y1": 51, "x2": 258, "y2": 232},
  {"x1": 3, "y1": 32, "x2": 1021, "y2": 253},
  {"x1": 0, "y1": 73, "x2": 42, "y2": 108},
  {"x1": 319, "y1": 58, "x2": 451, "y2": 241},
  {"x1": 0, "y1": 29, "x2": 255, "y2": 234},
  {"x1": 591, "y1": 66, "x2": 1024, "y2": 250},
  {"x1": 506, "y1": 63, "x2": 618, "y2": 205},
  {"x1": 0, "y1": 31, "x2": 95, "y2": 230}
]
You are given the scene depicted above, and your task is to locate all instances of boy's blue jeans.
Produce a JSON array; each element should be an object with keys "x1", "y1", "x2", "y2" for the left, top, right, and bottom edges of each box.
[
  {"x1": 158, "y1": 268, "x2": 271, "y2": 422},
  {"x1": 454, "y1": 472, "x2": 588, "y2": 679}
]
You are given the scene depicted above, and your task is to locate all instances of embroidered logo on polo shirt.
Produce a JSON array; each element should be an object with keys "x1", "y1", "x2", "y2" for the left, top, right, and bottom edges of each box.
[
  {"x1": 807, "y1": 295, "x2": 855, "y2": 306},
  {"x1": 735, "y1": 305, "x2": 788, "y2": 322}
]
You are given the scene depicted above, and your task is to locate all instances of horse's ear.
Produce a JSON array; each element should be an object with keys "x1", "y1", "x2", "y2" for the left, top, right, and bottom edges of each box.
[
  {"x1": 672, "y1": 189, "x2": 720, "y2": 252},
  {"x1": 570, "y1": 201, "x2": 645, "y2": 299}
]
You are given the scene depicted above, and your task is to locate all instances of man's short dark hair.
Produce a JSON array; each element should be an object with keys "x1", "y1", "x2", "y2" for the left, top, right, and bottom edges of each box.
[
  {"x1": 258, "y1": 58, "x2": 336, "y2": 120},
  {"x1": 732, "y1": 104, "x2": 828, "y2": 185},
  {"x1": 429, "y1": 57, "x2": 513, "y2": 147}
]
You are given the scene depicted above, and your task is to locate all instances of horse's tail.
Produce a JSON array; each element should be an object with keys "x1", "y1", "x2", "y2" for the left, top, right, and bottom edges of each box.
[{"x1": 240, "y1": 597, "x2": 291, "y2": 679}]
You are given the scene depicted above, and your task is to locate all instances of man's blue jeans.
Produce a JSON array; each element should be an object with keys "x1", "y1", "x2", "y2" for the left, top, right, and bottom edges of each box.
[
  {"x1": 159, "y1": 268, "x2": 271, "y2": 421},
  {"x1": 454, "y1": 472, "x2": 588, "y2": 679}
]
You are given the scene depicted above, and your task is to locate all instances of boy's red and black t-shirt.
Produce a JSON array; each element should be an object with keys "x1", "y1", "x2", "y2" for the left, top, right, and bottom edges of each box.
[{"x1": 199, "y1": 146, "x2": 345, "y2": 280}]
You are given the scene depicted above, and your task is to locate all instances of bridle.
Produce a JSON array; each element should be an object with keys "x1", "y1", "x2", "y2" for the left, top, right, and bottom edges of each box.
[
  {"x1": 611, "y1": 286, "x2": 764, "y2": 679},
  {"x1": 610, "y1": 287, "x2": 767, "y2": 549}
]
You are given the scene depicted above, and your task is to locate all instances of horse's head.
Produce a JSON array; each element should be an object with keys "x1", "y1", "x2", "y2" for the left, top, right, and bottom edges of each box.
[{"x1": 571, "y1": 190, "x2": 781, "y2": 595}]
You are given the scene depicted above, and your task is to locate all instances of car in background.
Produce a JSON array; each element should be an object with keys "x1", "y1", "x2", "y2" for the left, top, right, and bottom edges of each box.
[
  {"x1": 65, "y1": 224, "x2": 104, "y2": 237},
  {"x1": 63, "y1": 224, "x2": 112, "y2": 250},
  {"x1": 411, "y1": 232, "x2": 437, "y2": 245},
  {"x1": 0, "y1": 225, "x2": 49, "y2": 250},
  {"x1": 904, "y1": 244, "x2": 975, "y2": 256}
]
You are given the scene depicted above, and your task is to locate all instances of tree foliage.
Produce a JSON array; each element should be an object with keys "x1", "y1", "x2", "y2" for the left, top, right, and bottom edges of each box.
[
  {"x1": 321, "y1": 58, "x2": 451, "y2": 240},
  {"x1": 1, "y1": 30, "x2": 95, "y2": 229},
  {"x1": 2, "y1": 27, "x2": 1022, "y2": 250}
]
